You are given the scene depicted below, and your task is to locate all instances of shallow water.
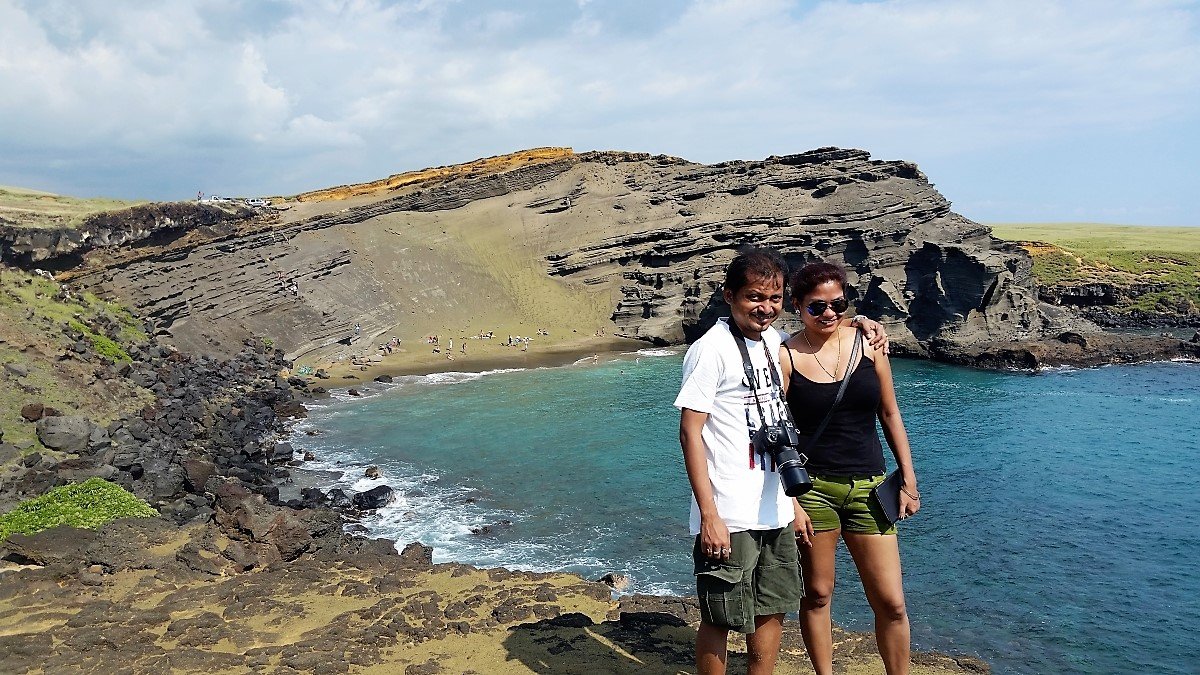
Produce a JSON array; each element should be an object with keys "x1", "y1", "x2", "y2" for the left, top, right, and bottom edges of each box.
[{"x1": 291, "y1": 352, "x2": 1200, "y2": 675}]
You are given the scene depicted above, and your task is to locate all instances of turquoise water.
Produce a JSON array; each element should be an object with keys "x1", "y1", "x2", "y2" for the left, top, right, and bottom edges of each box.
[{"x1": 292, "y1": 352, "x2": 1200, "y2": 675}]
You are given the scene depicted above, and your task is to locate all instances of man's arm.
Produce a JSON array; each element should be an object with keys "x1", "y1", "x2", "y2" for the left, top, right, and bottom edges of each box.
[
  {"x1": 843, "y1": 314, "x2": 889, "y2": 353},
  {"x1": 680, "y1": 408, "x2": 731, "y2": 561}
]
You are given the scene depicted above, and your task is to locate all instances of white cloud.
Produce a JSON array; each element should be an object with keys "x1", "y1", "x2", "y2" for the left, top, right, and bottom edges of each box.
[{"x1": 0, "y1": 0, "x2": 1197, "y2": 222}]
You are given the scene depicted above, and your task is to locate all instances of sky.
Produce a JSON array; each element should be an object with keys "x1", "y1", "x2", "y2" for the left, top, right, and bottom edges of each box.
[{"x1": 2, "y1": 0, "x2": 1198, "y2": 225}]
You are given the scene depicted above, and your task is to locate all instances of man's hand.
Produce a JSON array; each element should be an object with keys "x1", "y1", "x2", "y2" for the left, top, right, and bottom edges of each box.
[
  {"x1": 853, "y1": 316, "x2": 890, "y2": 354},
  {"x1": 700, "y1": 515, "x2": 732, "y2": 561},
  {"x1": 792, "y1": 501, "x2": 814, "y2": 547}
]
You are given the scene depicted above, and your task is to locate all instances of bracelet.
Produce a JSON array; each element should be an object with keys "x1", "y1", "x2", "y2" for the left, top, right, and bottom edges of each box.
[
  {"x1": 901, "y1": 486, "x2": 921, "y2": 500},
  {"x1": 851, "y1": 314, "x2": 868, "y2": 326}
]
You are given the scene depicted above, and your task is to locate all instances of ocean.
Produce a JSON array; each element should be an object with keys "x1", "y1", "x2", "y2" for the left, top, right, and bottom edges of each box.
[{"x1": 290, "y1": 351, "x2": 1200, "y2": 675}]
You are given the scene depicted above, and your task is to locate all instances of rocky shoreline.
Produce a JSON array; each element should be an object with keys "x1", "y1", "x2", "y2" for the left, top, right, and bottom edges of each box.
[{"x1": 0, "y1": 325, "x2": 990, "y2": 674}]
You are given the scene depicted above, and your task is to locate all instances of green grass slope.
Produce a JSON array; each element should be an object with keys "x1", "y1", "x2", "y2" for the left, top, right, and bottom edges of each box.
[
  {"x1": 0, "y1": 185, "x2": 144, "y2": 229},
  {"x1": 990, "y1": 223, "x2": 1200, "y2": 317}
]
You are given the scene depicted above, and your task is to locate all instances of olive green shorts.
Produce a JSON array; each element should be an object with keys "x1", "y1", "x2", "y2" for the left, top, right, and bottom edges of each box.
[
  {"x1": 798, "y1": 474, "x2": 897, "y2": 535},
  {"x1": 692, "y1": 526, "x2": 802, "y2": 634}
]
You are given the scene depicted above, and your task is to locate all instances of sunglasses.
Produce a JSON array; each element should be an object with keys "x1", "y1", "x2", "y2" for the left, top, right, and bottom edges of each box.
[{"x1": 804, "y1": 297, "x2": 849, "y2": 316}]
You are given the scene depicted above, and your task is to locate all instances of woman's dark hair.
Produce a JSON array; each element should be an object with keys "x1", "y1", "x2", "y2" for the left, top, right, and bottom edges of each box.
[
  {"x1": 723, "y1": 248, "x2": 787, "y2": 293},
  {"x1": 791, "y1": 261, "x2": 847, "y2": 301}
]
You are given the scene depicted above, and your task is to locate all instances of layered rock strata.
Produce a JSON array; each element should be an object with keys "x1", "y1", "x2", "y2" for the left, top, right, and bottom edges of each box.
[{"x1": 6, "y1": 147, "x2": 1194, "y2": 369}]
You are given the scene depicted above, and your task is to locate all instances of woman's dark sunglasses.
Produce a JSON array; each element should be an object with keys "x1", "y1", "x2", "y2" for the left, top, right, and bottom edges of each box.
[{"x1": 804, "y1": 298, "x2": 849, "y2": 316}]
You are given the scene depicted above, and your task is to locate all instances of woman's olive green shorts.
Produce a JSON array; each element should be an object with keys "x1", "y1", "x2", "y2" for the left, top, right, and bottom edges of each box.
[
  {"x1": 692, "y1": 526, "x2": 802, "y2": 634},
  {"x1": 798, "y1": 474, "x2": 897, "y2": 535}
]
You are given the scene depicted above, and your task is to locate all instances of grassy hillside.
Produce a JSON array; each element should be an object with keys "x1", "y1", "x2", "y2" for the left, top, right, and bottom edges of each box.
[
  {"x1": 0, "y1": 270, "x2": 153, "y2": 455},
  {"x1": 990, "y1": 223, "x2": 1200, "y2": 317},
  {"x1": 0, "y1": 185, "x2": 144, "y2": 229}
]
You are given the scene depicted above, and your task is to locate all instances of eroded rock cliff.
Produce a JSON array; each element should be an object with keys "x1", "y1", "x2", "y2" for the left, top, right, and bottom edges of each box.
[{"x1": 5, "y1": 147, "x2": 1192, "y2": 368}]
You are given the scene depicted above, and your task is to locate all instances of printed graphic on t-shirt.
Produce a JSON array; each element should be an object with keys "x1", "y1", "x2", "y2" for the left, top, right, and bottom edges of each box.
[{"x1": 742, "y1": 363, "x2": 786, "y2": 473}]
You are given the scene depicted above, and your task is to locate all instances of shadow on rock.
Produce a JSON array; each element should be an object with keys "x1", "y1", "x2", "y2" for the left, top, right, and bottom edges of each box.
[{"x1": 503, "y1": 595, "x2": 705, "y2": 674}]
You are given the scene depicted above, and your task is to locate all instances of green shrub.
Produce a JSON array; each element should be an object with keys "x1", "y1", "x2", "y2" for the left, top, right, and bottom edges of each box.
[
  {"x1": 69, "y1": 319, "x2": 131, "y2": 362},
  {"x1": 0, "y1": 478, "x2": 158, "y2": 541}
]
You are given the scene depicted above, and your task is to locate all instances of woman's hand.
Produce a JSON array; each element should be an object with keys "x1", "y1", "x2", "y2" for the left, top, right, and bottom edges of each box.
[
  {"x1": 793, "y1": 500, "x2": 814, "y2": 547},
  {"x1": 899, "y1": 485, "x2": 921, "y2": 519},
  {"x1": 700, "y1": 515, "x2": 732, "y2": 561}
]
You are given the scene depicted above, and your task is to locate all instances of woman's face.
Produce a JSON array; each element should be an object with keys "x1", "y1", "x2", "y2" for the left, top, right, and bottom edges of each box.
[{"x1": 796, "y1": 280, "x2": 847, "y2": 335}]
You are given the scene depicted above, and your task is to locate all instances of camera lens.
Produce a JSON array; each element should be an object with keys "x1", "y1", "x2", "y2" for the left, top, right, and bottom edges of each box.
[{"x1": 779, "y1": 464, "x2": 812, "y2": 497}]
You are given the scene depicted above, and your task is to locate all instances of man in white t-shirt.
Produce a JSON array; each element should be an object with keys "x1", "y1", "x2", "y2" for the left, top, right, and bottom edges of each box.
[{"x1": 676, "y1": 248, "x2": 886, "y2": 675}]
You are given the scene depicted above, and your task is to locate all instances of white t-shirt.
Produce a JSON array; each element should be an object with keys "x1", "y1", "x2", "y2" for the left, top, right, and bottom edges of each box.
[{"x1": 674, "y1": 318, "x2": 794, "y2": 535}]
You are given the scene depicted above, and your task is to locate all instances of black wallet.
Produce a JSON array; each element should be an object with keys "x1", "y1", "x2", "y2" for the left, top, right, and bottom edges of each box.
[{"x1": 870, "y1": 470, "x2": 903, "y2": 525}]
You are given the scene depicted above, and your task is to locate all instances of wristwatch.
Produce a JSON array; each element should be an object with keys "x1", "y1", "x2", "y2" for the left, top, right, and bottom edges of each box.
[{"x1": 850, "y1": 314, "x2": 868, "y2": 326}]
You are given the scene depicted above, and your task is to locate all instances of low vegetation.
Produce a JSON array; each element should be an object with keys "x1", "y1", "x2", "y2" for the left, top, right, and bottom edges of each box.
[
  {"x1": 0, "y1": 478, "x2": 157, "y2": 541},
  {"x1": 0, "y1": 184, "x2": 143, "y2": 229},
  {"x1": 991, "y1": 223, "x2": 1200, "y2": 318}
]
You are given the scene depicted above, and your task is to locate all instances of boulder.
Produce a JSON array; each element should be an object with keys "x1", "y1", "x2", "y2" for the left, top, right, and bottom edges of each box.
[
  {"x1": 3, "y1": 362, "x2": 29, "y2": 378},
  {"x1": 364, "y1": 465, "x2": 381, "y2": 479},
  {"x1": 54, "y1": 457, "x2": 117, "y2": 483},
  {"x1": 326, "y1": 488, "x2": 352, "y2": 508},
  {"x1": 351, "y1": 484, "x2": 394, "y2": 510},
  {"x1": 398, "y1": 542, "x2": 433, "y2": 569},
  {"x1": 269, "y1": 442, "x2": 294, "y2": 464},
  {"x1": 19, "y1": 402, "x2": 44, "y2": 422},
  {"x1": 374, "y1": 374, "x2": 393, "y2": 383},
  {"x1": 347, "y1": 388, "x2": 361, "y2": 397},
  {"x1": 597, "y1": 572, "x2": 631, "y2": 591},
  {"x1": 182, "y1": 458, "x2": 217, "y2": 492},
  {"x1": 35, "y1": 415, "x2": 92, "y2": 453}
]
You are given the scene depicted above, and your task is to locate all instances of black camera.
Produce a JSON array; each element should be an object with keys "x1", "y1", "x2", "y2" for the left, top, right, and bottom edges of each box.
[{"x1": 753, "y1": 422, "x2": 813, "y2": 497}]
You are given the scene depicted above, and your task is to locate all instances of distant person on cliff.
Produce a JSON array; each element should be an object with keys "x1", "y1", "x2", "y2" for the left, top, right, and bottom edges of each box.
[
  {"x1": 675, "y1": 248, "x2": 888, "y2": 675},
  {"x1": 779, "y1": 261, "x2": 919, "y2": 675}
]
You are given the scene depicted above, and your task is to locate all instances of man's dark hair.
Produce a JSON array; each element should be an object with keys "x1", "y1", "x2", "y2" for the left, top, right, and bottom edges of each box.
[
  {"x1": 790, "y1": 260, "x2": 848, "y2": 301},
  {"x1": 723, "y1": 248, "x2": 787, "y2": 293}
]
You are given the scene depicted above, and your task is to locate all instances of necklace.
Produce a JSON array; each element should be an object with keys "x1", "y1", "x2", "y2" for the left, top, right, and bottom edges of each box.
[{"x1": 801, "y1": 328, "x2": 841, "y2": 381}]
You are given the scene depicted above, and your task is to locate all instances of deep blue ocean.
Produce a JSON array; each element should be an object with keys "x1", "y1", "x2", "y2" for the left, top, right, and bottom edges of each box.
[{"x1": 290, "y1": 350, "x2": 1200, "y2": 675}]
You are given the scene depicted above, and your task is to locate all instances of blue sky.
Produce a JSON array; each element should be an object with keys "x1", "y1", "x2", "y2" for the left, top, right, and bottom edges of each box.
[{"x1": 2, "y1": 0, "x2": 1198, "y2": 225}]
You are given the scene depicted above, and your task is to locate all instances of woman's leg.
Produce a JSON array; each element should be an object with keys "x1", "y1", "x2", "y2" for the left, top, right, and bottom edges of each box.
[
  {"x1": 799, "y1": 529, "x2": 840, "y2": 675},
  {"x1": 843, "y1": 533, "x2": 909, "y2": 675}
]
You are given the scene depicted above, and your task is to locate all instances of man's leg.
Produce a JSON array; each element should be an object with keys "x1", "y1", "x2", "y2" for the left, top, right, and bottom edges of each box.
[
  {"x1": 697, "y1": 622, "x2": 730, "y2": 675},
  {"x1": 746, "y1": 613, "x2": 784, "y2": 675}
]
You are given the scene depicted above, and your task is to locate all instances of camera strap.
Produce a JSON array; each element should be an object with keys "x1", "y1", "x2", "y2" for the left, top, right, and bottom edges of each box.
[{"x1": 727, "y1": 320, "x2": 790, "y2": 432}]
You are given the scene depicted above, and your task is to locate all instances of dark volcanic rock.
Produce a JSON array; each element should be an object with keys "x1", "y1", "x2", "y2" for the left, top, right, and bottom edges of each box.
[
  {"x1": 19, "y1": 402, "x2": 45, "y2": 422},
  {"x1": 35, "y1": 415, "x2": 92, "y2": 453},
  {"x1": 351, "y1": 485, "x2": 395, "y2": 510}
]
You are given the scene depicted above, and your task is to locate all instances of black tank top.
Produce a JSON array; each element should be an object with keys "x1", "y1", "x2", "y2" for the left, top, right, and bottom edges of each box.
[{"x1": 785, "y1": 341, "x2": 886, "y2": 476}]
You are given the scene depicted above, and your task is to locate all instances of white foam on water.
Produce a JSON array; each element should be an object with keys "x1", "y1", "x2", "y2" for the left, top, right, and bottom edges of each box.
[{"x1": 629, "y1": 348, "x2": 679, "y2": 357}]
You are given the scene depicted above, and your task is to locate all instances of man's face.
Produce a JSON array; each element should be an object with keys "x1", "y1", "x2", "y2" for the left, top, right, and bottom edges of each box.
[{"x1": 723, "y1": 273, "x2": 784, "y2": 339}]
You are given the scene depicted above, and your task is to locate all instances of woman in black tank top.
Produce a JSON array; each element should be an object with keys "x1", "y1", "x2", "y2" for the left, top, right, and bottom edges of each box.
[{"x1": 779, "y1": 261, "x2": 920, "y2": 675}]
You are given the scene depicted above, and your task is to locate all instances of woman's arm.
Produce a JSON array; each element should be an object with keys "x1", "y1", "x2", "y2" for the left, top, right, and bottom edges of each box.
[{"x1": 873, "y1": 350, "x2": 920, "y2": 519}]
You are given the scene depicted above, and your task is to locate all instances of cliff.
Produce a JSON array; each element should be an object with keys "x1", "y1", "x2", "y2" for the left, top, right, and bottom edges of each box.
[{"x1": 3, "y1": 148, "x2": 1195, "y2": 369}]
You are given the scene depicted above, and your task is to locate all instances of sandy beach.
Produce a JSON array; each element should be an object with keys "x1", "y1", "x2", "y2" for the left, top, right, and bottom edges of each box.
[{"x1": 300, "y1": 334, "x2": 651, "y2": 387}]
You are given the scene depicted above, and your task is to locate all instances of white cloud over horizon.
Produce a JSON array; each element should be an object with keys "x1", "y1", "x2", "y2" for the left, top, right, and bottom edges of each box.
[{"x1": 2, "y1": 0, "x2": 1198, "y2": 225}]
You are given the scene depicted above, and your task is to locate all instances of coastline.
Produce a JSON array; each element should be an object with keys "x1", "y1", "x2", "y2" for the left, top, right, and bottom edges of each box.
[{"x1": 306, "y1": 335, "x2": 652, "y2": 387}]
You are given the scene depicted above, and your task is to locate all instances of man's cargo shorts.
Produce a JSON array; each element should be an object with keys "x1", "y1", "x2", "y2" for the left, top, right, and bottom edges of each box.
[{"x1": 692, "y1": 525, "x2": 801, "y2": 634}]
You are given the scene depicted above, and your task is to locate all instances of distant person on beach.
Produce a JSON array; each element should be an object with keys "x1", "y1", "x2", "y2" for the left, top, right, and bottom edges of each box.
[
  {"x1": 676, "y1": 248, "x2": 887, "y2": 675},
  {"x1": 779, "y1": 261, "x2": 919, "y2": 675}
]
